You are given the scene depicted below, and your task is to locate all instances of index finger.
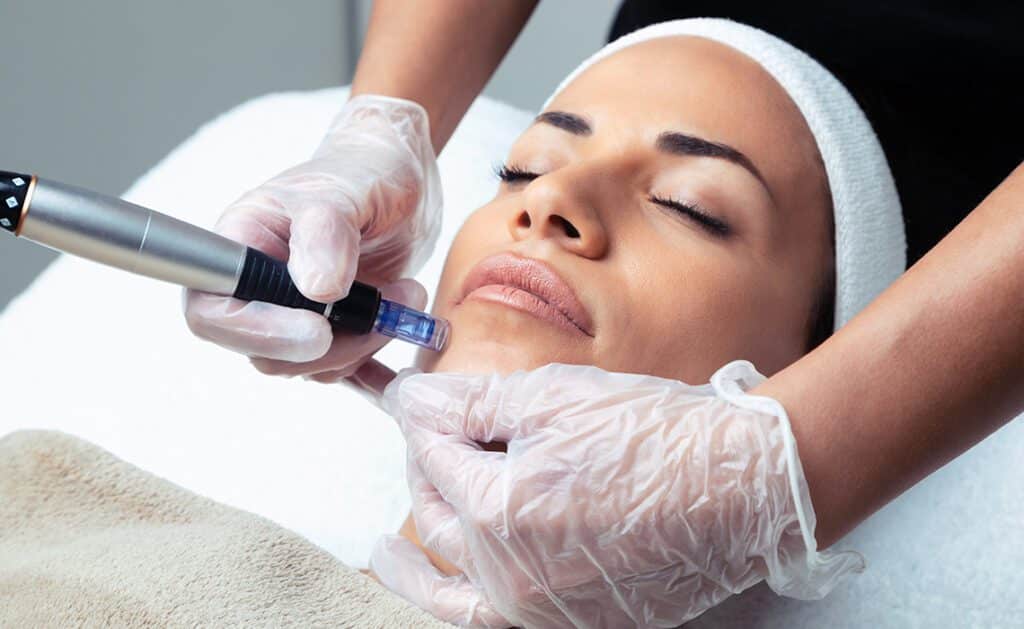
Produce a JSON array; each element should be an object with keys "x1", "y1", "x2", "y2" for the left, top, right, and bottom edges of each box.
[{"x1": 404, "y1": 420, "x2": 505, "y2": 520}]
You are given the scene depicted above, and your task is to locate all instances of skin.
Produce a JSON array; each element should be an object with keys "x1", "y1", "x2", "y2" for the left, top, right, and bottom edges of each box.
[
  {"x1": 401, "y1": 35, "x2": 834, "y2": 575},
  {"x1": 352, "y1": 0, "x2": 537, "y2": 151}
]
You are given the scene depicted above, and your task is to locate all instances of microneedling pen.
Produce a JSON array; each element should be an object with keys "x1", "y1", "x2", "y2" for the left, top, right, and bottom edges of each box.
[{"x1": 0, "y1": 171, "x2": 449, "y2": 351}]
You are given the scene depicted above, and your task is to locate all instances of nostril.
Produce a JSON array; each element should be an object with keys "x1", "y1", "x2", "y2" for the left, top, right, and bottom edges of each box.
[
  {"x1": 552, "y1": 215, "x2": 580, "y2": 238},
  {"x1": 517, "y1": 211, "x2": 532, "y2": 229}
]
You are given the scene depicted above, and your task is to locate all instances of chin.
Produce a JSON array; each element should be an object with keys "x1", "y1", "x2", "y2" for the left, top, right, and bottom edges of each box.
[{"x1": 415, "y1": 301, "x2": 593, "y2": 375}]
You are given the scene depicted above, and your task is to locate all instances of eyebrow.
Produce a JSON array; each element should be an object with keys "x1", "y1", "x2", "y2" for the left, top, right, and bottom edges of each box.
[
  {"x1": 655, "y1": 132, "x2": 768, "y2": 189},
  {"x1": 535, "y1": 110, "x2": 592, "y2": 135},
  {"x1": 534, "y1": 110, "x2": 770, "y2": 193}
]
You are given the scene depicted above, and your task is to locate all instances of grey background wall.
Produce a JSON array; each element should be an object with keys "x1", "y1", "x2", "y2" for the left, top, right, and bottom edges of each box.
[{"x1": 0, "y1": 1, "x2": 618, "y2": 311}]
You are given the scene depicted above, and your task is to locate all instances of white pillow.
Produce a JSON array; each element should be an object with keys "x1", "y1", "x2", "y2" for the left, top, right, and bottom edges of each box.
[{"x1": 0, "y1": 86, "x2": 534, "y2": 568}]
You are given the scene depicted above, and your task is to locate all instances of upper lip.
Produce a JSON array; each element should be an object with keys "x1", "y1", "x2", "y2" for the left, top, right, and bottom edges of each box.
[{"x1": 458, "y1": 253, "x2": 595, "y2": 337}]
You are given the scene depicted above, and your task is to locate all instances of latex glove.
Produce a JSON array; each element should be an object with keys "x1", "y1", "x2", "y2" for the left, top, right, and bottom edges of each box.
[
  {"x1": 184, "y1": 94, "x2": 441, "y2": 380},
  {"x1": 376, "y1": 362, "x2": 864, "y2": 628}
]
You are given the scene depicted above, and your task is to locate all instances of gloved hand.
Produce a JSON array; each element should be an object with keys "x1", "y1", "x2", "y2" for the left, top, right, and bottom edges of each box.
[
  {"x1": 184, "y1": 94, "x2": 441, "y2": 381},
  {"x1": 372, "y1": 362, "x2": 864, "y2": 628}
]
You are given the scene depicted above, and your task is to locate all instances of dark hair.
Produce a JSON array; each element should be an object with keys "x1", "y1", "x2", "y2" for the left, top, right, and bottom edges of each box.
[
  {"x1": 806, "y1": 260, "x2": 835, "y2": 351},
  {"x1": 806, "y1": 196, "x2": 836, "y2": 351}
]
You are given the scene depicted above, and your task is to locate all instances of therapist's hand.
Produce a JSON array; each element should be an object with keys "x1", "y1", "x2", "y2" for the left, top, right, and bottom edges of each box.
[
  {"x1": 372, "y1": 363, "x2": 864, "y2": 628},
  {"x1": 184, "y1": 94, "x2": 441, "y2": 378}
]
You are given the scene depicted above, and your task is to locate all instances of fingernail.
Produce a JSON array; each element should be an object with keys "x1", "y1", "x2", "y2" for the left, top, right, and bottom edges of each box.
[{"x1": 306, "y1": 272, "x2": 347, "y2": 300}]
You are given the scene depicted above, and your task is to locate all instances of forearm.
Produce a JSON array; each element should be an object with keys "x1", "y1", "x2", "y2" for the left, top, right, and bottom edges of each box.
[
  {"x1": 755, "y1": 162, "x2": 1024, "y2": 547},
  {"x1": 351, "y1": 0, "x2": 537, "y2": 152}
]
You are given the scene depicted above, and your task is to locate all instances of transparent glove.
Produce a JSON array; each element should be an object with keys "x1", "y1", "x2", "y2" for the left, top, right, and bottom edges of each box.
[
  {"x1": 371, "y1": 534, "x2": 509, "y2": 628},
  {"x1": 375, "y1": 361, "x2": 865, "y2": 628},
  {"x1": 184, "y1": 94, "x2": 442, "y2": 379}
]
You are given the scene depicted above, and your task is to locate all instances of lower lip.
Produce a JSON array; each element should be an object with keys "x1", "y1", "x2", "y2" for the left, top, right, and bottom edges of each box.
[{"x1": 462, "y1": 284, "x2": 588, "y2": 336}]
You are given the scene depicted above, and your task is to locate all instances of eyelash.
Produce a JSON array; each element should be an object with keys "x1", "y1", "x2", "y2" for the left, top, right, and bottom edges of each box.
[
  {"x1": 494, "y1": 162, "x2": 731, "y2": 237},
  {"x1": 494, "y1": 163, "x2": 538, "y2": 183},
  {"x1": 648, "y1": 195, "x2": 731, "y2": 237}
]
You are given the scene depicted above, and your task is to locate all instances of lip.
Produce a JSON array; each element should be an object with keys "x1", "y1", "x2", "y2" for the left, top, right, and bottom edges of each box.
[{"x1": 457, "y1": 253, "x2": 595, "y2": 337}]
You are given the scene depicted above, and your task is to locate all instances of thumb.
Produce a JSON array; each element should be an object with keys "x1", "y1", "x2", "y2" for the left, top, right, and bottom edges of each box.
[{"x1": 287, "y1": 203, "x2": 362, "y2": 302}]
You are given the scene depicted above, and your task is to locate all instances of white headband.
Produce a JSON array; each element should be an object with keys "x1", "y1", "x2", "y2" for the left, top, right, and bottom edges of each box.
[{"x1": 544, "y1": 18, "x2": 906, "y2": 330}]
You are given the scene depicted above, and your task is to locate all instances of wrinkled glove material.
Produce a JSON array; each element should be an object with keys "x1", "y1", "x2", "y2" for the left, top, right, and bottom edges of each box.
[{"x1": 373, "y1": 361, "x2": 864, "y2": 628}]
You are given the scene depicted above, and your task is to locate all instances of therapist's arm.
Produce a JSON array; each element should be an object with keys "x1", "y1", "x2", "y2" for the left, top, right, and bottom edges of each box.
[
  {"x1": 351, "y1": 0, "x2": 538, "y2": 152},
  {"x1": 755, "y1": 162, "x2": 1024, "y2": 548}
]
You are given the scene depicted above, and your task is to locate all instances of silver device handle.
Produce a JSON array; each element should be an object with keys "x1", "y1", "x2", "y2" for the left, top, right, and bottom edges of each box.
[
  {"x1": 0, "y1": 170, "x2": 450, "y2": 351},
  {"x1": 16, "y1": 177, "x2": 245, "y2": 294}
]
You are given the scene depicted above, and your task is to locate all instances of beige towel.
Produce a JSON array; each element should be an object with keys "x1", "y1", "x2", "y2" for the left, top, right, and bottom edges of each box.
[{"x1": 0, "y1": 429, "x2": 452, "y2": 628}]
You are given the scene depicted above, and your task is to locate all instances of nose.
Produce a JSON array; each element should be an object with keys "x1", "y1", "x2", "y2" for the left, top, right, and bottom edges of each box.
[{"x1": 507, "y1": 173, "x2": 609, "y2": 259}]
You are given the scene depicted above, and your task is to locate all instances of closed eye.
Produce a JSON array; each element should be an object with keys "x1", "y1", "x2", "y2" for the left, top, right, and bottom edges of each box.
[
  {"x1": 495, "y1": 163, "x2": 540, "y2": 183},
  {"x1": 496, "y1": 163, "x2": 731, "y2": 237},
  {"x1": 649, "y1": 195, "x2": 731, "y2": 237}
]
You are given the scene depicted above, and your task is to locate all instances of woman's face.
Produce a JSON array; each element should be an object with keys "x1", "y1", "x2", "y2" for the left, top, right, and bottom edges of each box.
[{"x1": 419, "y1": 36, "x2": 832, "y2": 383}]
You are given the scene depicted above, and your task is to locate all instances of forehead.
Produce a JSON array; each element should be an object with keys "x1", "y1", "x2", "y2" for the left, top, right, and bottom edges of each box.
[{"x1": 546, "y1": 36, "x2": 825, "y2": 207}]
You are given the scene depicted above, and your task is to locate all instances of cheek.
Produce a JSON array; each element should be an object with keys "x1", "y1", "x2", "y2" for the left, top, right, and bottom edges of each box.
[
  {"x1": 609, "y1": 255, "x2": 746, "y2": 381},
  {"x1": 596, "y1": 241, "x2": 801, "y2": 382}
]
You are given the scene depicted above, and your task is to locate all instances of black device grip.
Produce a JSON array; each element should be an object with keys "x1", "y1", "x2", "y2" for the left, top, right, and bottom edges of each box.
[
  {"x1": 232, "y1": 247, "x2": 381, "y2": 334},
  {"x1": 0, "y1": 171, "x2": 32, "y2": 234}
]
